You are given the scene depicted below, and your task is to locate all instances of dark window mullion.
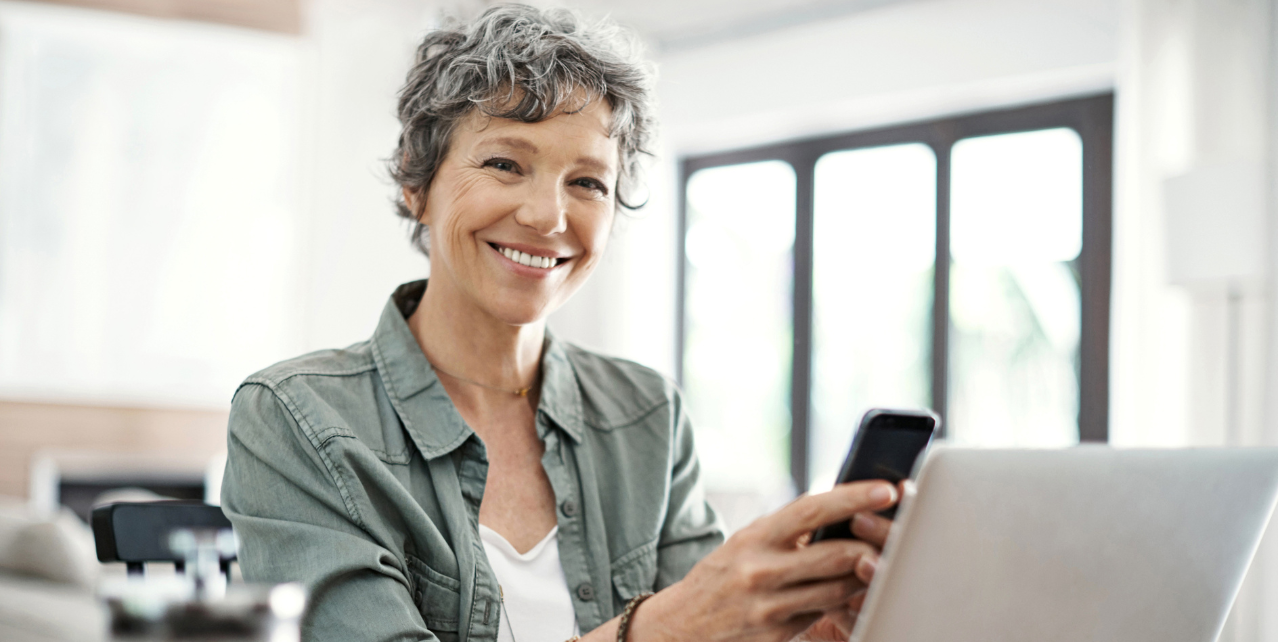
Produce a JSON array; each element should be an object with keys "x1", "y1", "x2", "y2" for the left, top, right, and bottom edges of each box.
[
  {"x1": 931, "y1": 136, "x2": 954, "y2": 438},
  {"x1": 675, "y1": 159, "x2": 687, "y2": 386},
  {"x1": 790, "y1": 156, "x2": 816, "y2": 494},
  {"x1": 1078, "y1": 98, "x2": 1114, "y2": 443}
]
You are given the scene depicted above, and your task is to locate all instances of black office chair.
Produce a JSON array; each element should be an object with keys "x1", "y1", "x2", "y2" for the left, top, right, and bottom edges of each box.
[{"x1": 91, "y1": 501, "x2": 236, "y2": 578}]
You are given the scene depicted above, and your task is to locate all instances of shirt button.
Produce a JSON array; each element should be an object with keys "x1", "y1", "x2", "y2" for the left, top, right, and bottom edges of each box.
[
  {"x1": 576, "y1": 582, "x2": 596, "y2": 602},
  {"x1": 414, "y1": 588, "x2": 423, "y2": 605},
  {"x1": 560, "y1": 500, "x2": 578, "y2": 517}
]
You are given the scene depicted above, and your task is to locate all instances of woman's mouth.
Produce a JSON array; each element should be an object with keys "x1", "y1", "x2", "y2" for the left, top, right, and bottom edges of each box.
[{"x1": 489, "y1": 243, "x2": 567, "y2": 270}]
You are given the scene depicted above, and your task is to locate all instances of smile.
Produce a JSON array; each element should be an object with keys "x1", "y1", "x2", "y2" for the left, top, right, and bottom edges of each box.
[{"x1": 489, "y1": 243, "x2": 567, "y2": 270}]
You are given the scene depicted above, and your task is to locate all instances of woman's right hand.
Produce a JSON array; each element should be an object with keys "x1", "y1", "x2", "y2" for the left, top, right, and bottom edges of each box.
[{"x1": 629, "y1": 481, "x2": 899, "y2": 642}]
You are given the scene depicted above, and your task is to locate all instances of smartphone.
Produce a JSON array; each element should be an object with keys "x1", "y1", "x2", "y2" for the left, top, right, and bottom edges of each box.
[{"x1": 810, "y1": 408, "x2": 939, "y2": 542}]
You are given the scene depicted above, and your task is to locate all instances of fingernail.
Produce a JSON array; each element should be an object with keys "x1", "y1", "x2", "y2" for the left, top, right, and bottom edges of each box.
[
  {"x1": 852, "y1": 512, "x2": 875, "y2": 534},
  {"x1": 858, "y1": 555, "x2": 878, "y2": 578},
  {"x1": 869, "y1": 485, "x2": 895, "y2": 503}
]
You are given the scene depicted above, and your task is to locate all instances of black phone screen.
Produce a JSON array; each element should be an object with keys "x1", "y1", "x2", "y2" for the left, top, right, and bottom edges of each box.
[{"x1": 811, "y1": 410, "x2": 936, "y2": 541}]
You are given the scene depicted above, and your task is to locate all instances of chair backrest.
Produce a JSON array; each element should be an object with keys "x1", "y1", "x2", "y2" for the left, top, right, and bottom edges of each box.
[{"x1": 91, "y1": 500, "x2": 235, "y2": 576}]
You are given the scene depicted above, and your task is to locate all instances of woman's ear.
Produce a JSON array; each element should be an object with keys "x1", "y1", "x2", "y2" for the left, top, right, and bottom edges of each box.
[{"x1": 403, "y1": 186, "x2": 428, "y2": 225}]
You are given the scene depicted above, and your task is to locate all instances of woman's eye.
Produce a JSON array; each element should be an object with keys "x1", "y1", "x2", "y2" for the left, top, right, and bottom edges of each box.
[
  {"x1": 485, "y1": 158, "x2": 518, "y2": 173},
  {"x1": 573, "y1": 178, "x2": 609, "y2": 195}
]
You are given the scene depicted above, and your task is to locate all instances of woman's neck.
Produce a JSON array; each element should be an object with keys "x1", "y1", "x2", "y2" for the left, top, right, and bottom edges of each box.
[{"x1": 408, "y1": 276, "x2": 545, "y2": 410}]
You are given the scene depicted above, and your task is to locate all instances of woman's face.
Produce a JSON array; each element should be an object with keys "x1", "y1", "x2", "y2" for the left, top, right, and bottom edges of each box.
[{"x1": 414, "y1": 99, "x2": 619, "y2": 326}]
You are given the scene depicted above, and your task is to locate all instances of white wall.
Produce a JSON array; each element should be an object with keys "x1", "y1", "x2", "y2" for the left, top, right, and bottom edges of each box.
[
  {"x1": 1110, "y1": 1, "x2": 1276, "y2": 638},
  {"x1": 295, "y1": 0, "x2": 436, "y2": 353},
  {"x1": 657, "y1": 0, "x2": 1118, "y2": 153}
]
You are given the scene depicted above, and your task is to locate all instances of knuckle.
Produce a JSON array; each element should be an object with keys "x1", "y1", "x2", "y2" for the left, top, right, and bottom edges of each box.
[
  {"x1": 753, "y1": 602, "x2": 787, "y2": 627},
  {"x1": 835, "y1": 545, "x2": 862, "y2": 571},
  {"x1": 745, "y1": 603, "x2": 769, "y2": 627},
  {"x1": 737, "y1": 561, "x2": 772, "y2": 590},
  {"x1": 792, "y1": 500, "x2": 824, "y2": 526}
]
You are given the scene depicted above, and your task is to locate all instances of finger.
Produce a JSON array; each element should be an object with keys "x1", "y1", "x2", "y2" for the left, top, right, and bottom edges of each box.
[
  {"x1": 851, "y1": 511, "x2": 893, "y2": 547},
  {"x1": 765, "y1": 539, "x2": 878, "y2": 586},
  {"x1": 854, "y1": 551, "x2": 879, "y2": 584},
  {"x1": 847, "y1": 587, "x2": 868, "y2": 614},
  {"x1": 822, "y1": 606, "x2": 857, "y2": 639},
  {"x1": 782, "y1": 612, "x2": 825, "y2": 641},
  {"x1": 759, "y1": 576, "x2": 862, "y2": 624},
  {"x1": 759, "y1": 482, "x2": 897, "y2": 545}
]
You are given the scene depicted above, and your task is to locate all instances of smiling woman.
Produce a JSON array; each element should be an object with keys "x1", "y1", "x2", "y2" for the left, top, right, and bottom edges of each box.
[
  {"x1": 219, "y1": 5, "x2": 901, "y2": 642},
  {"x1": 409, "y1": 102, "x2": 619, "y2": 329}
]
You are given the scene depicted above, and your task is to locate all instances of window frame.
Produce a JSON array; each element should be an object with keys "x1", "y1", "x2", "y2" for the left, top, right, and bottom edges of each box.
[{"x1": 676, "y1": 93, "x2": 1114, "y2": 492}]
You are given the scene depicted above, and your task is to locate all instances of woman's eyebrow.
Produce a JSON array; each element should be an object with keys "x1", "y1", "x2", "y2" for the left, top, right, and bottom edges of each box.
[
  {"x1": 575, "y1": 157, "x2": 614, "y2": 175},
  {"x1": 479, "y1": 136, "x2": 539, "y2": 153}
]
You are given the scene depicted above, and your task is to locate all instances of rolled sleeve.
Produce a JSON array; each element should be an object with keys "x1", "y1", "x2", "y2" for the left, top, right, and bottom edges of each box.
[{"x1": 221, "y1": 383, "x2": 439, "y2": 642}]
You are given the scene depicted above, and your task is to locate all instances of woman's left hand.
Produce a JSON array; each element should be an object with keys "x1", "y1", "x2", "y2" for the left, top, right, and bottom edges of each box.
[{"x1": 791, "y1": 501, "x2": 897, "y2": 641}]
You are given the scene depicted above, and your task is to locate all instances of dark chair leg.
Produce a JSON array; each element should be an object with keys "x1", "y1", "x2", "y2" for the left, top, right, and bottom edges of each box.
[
  {"x1": 126, "y1": 562, "x2": 144, "y2": 577},
  {"x1": 174, "y1": 561, "x2": 185, "y2": 575}
]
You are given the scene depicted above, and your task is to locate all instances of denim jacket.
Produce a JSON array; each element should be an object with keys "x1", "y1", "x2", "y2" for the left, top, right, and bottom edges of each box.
[{"x1": 221, "y1": 281, "x2": 724, "y2": 642}]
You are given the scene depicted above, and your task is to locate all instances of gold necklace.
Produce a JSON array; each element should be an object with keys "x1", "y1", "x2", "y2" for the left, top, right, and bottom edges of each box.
[
  {"x1": 499, "y1": 585, "x2": 518, "y2": 642},
  {"x1": 430, "y1": 363, "x2": 534, "y2": 397}
]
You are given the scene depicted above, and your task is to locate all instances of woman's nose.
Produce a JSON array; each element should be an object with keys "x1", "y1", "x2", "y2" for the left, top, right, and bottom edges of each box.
[{"x1": 515, "y1": 177, "x2": 569, "y2": 236}]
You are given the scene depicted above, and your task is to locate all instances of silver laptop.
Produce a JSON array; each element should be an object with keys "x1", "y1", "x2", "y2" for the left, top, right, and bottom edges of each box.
[{"x1": 851, "y1": 447, "x2": 1278, "y2": 642}]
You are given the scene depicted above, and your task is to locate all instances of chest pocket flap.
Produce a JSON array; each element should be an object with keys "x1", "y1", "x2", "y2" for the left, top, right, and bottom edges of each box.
[
  {"x1": 610, "y1": 540, "x2": 658, "y2": 610},
  {"x1": 407, "y1": 554, "x2": 462, "y2": 634}
]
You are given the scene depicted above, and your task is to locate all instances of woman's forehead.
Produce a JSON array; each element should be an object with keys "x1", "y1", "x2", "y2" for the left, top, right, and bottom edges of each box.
[{"x1": 458, "y1": 102, "x2": 619, "y2": 166}]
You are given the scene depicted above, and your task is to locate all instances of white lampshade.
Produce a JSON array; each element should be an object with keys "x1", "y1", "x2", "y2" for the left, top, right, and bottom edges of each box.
[{"x1": 1162, "y1": 162, "x2": 1267, "y2": 287}]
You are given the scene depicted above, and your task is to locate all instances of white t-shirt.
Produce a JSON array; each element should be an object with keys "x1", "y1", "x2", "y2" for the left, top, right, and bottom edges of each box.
[{"x1": 479, "y1": 524, "x2": 580, "y2": 642}]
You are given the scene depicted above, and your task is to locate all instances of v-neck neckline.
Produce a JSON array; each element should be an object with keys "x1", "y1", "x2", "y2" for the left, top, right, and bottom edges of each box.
[{"x1": 479, "y1": 524, "x2": 559, "y2": 560}]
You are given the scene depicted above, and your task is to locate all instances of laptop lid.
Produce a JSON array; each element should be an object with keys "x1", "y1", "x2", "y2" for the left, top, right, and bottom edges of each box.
[{"x1": 851, "y1": 447, "x2": 1278, "y2": 642}]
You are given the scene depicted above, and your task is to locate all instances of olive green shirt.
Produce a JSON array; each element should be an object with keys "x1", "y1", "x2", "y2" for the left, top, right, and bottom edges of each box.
[{"x1": 221, "y1": 281, "x2": 724, "y2": 642}]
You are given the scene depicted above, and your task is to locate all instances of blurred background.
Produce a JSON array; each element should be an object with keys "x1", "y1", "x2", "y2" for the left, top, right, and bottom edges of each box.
[{"x1": 0, "y1": 0, "x2": 1276, "y2": 638}]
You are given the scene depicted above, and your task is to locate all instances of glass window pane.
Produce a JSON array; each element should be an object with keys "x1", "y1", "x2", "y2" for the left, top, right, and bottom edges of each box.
[
  {"x1": 810, "y1": 144, "x2": 936, "y2": 491},
  {"x1": 683, "y1": 161, "x2": 795, "y2": 496},
  {"x1": 948, "y1": 127, "x2": 1083, "y2": 447}
]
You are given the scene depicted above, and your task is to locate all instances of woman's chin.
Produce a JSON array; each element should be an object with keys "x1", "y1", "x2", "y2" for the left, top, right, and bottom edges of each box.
[{"x1": 482, "y1": 297, "x2": 558, "y2": 328}]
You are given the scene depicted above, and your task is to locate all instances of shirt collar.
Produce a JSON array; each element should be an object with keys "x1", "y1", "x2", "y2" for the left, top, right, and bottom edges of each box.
[
  {"x1": 371, "y1": 281, "x2": 584, "y2": 460},
  {"x1": 538, "y1": 331, "x2": 584, "y2": 443}
]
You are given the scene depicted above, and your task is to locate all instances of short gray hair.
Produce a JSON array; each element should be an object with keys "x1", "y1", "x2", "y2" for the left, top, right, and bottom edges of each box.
[{"x1": 391, "y1": 4, "x2": 656, "y2": 255}]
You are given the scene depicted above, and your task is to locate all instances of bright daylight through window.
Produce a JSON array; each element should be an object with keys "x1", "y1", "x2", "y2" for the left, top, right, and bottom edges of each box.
[
  {"x1": 683, "y1": 161, "x2": 796, "y2": 495},
  {"x1": 809, "y1": 144, "x2": 936, "y2": 490},
  {"x1": 948, "y1": 128, "x2": 1083, "y2": 448}
]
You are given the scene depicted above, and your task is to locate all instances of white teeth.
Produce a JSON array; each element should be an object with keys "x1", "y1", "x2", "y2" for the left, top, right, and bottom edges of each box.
[{"x1": 497, "y1": 245, "x2": 558, "y2": 269}]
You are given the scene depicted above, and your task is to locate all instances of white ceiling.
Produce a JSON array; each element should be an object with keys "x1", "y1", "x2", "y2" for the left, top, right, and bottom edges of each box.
[{"x1": 549, "y1": 0, "x2": 918, "y2": 52}]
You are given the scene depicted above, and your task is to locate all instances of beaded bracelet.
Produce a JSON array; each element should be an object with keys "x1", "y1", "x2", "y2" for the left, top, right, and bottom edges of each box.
[{"x1": 617, "y1": 592, "x2": 655, "y2": 642}]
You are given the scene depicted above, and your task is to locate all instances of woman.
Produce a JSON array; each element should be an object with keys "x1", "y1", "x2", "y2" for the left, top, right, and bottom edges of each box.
[{"x1": 221, "y1": 5, "x2": 898, "y2": 642}]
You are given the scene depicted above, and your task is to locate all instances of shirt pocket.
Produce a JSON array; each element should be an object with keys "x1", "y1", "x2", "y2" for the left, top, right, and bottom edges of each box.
[
  {"x1": 407, "y1": 554, "x2": 462, "y2": 637},
  {"x1": 610, "y1": 539, "x2": 658, "y2": 611}
]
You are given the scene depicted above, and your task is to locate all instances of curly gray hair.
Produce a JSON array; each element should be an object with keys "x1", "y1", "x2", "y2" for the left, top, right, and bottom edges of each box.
[{"x1": 390, "y1": 4, "x2": 656, "y2": 255}]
